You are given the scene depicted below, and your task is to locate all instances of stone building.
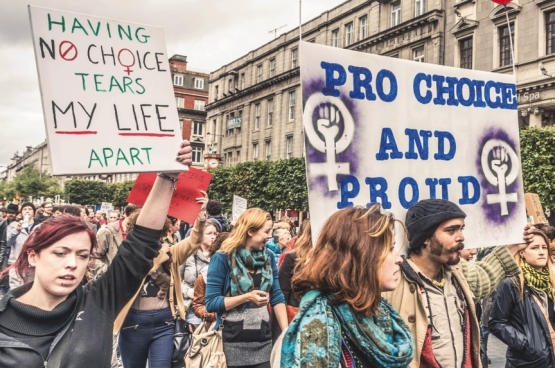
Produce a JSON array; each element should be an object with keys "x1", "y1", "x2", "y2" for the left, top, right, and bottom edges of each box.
[
  {"x1": 444, "y1": 0, "x2": 555, "y2": 128},
  {"x1": 169, "y1": 55, "x2": 210, "y2": 168},
  {"x1": 206, "y1": 0, "x2": 446, "y2": 166}
]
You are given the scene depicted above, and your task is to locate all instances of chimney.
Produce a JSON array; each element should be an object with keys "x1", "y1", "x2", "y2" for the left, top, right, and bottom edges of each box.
[{"x1": 169, "y1": 54, "x2": 188, "y2": 73}]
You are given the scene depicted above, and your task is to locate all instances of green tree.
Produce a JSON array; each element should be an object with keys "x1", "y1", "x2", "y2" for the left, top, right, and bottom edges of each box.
[
  {"x1": 207, "y1": 166, "x2": 234, "y2": 213},
  {"x1": 207, "y1": 158, "x2": 309, "y2": 214},
  {"x1": 64, "y1": 179, "x2": 111, "y2": 205},
  {"x1": 12, "y1": 166, "x2": 61, "y2": 199},
  {"x1": 520, "y1": 127, "x2": 555, "y2": 212},
  {"x1": 266, "y1": 158, "x2": 308, "y2": 211},
  {"x1": 0, "y1": 181, "x2": 16, "y2": 201},
  {"x1": 110, "y1": 181, "x2": 135, "y2": 207}
]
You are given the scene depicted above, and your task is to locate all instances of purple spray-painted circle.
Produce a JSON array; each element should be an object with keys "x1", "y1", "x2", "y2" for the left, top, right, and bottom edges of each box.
[
  {"x1": 303, "y1": 77, "x2": 361, "y2": 198},
  {"x1": 476, "y1": 128, "x2": 522, "y2": 225}
]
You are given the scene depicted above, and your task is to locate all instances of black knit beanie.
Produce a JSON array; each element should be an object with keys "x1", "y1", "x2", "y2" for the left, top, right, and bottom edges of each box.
[
  {"x1": 20, "y1": 202, "x2": 36, "y2": 214},
  {"x1": 405, "y1": 199, "x2": 466, "y2": 250}
]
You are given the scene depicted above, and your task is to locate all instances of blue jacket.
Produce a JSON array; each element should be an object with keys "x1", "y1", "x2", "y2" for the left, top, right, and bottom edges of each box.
[
  {"x1": 205, "y1": 250, "x2": 285, "y2": 329},
  {"x1": 265, "y1": 238, "x2": 281, "y2": 255}
]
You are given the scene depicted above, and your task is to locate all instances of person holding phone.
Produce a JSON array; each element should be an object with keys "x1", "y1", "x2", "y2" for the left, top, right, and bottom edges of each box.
[
  {"x1": 205, "y1": 208, "x2": 288, "y2": 368},
  {"x1": 6, "y1": 202, "x2": 36, "y2": 290}
]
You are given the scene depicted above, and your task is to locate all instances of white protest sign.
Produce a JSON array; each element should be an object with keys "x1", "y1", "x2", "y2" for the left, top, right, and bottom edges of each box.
[
  {"x1": 232, "y1": 195, "x2": 248, "y2": 221},
  {"x1": 301, "y1": 41, "x2": 526, "y2": 249},
  {"x1": 29, "y1": 6, "x2": 184, "y2": 175},
  {"x1": 101, "y1": 202, "x2": 113, "y2": 213}
]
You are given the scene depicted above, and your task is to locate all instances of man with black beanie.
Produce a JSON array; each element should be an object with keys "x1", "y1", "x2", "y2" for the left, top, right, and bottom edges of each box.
[{"x1": 383, "y1": 199, "x2": 531, "y2": 368}]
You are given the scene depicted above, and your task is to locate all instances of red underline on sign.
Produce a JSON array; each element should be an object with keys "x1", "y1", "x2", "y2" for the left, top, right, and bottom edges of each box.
[
  {"x1": 118, "y1": 133, "x2": 176, "y2": 137},
  {"x1": 55, "y1": 131, "x2": 98, "y2": 135}
]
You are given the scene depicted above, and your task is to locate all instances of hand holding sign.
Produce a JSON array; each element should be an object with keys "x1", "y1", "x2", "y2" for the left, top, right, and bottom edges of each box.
[{"x1": 127, "y1": 165, "x2": 212, "y2": 224}]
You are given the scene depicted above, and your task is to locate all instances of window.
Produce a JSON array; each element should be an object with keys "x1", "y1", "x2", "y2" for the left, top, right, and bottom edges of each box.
[
  {"x1": 212, "y1": 119, "x2": 217, "y2": 139},
  {"x1": 175, "y1": 96, "x2": 184, "y2": 108},
  {"x1": 265, "y1": 140, "x2": 271, "y2": 160},
  {"x1": 173, "y1": 75, "x2": 183, "y2": 86},
  {"x1": 253, "y1": 143, "x2": 259, "y2": 160},
  {"x1": 359, "y1": 16, "x2": 368, "y2": 40},
  {"x1": 228, "y1": 78, "x2": 233, "y2": 92},
  {"x1": 269, "y1": 58, "x2": 276, "y2": 78},
  {"x1": 192, "y1": 146, "x2": 203, "y2": 164},
  {"x1": 499, "y1": 24, "x2": 514, "y2": 67},
  {"x1": 255, "y1": 103, "x2": 261, "y2": 130},
  {"x1": 215, "y1": 85, "x2": 219, "y2": 99},
  {"x1": 193, "y1": 121, "x2": 203, "y2": 136},
  {"x1": 240, "y1": 73, "x2": 245, "y2": 89},
  {"x1": 286, "y1": 136, "x2": 293, "y2": 159},
  {"x1": 413, "y1": 46, "x2": 424, "y2": 62},
  {"x1": 194, "y1": 78, "x2": 204, "y2": 89},
  {"x1": 288, "y1": 91, "x2": 296, "y2": 120},
  {"x1": 547, "y1": 11, "x2": 555, "y2": 54},
  {"x1": 256, "y1": 64, "x2": 263, "y2": 83},
  {"x1": 267, "y1": 98, "x2": 274, "y2": 127},
  {"x1": 415, "y1": 0, "x2": 426, "y2": 17},
  {"x1": 194, "y1": 100, "x2": 205, "y2": 111},
  {"x1": 332, "y1": 28, "x2": 340, "y2": 47},
  {"x1": 291, "y1": 48, "x2": 298, "y2": 68},
  {"x1": 236, "y1": 151, "x2": 241, "y2": 164},
  {"x1": 227, "y1": 152, "x2": 233, "y2": 166},
  {"x1": 459, "y1": 37, "x2": 473, "y2": 69},
  {"x1": 391, "y1": 1, "x2": 401, "y2": 27},
  {"x1": 345, "y1": 22, "x2": 353, "y2": 46}
]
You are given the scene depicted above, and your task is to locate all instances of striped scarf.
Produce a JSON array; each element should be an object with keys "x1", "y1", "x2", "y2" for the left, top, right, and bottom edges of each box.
[{"x1": 521, "y1": 260, "x2": 553, "y2": 300}]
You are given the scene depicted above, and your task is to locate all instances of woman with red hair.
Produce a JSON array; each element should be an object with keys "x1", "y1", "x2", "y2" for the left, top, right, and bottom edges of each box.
[{"x1": 0, "y1": 141, "x2": 193, "y2": 368}]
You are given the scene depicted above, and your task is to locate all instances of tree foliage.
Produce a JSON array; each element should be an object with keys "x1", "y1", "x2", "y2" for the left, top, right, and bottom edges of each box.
[
  {"x1": 110, "y1": 181, "x2": 135, "y2": 207},
  {"x1": 520, "y1": 127, "x2": 555, "y2": 216},
  {"x1": 64, "y1": 179, "x2": 112, "y2": 205},
  {"x1": 208, "y1": 158, "x2": 308, "y2": 214},
  {"x1": 12, "y1": 166, "x2": 61, "y2": 200}
]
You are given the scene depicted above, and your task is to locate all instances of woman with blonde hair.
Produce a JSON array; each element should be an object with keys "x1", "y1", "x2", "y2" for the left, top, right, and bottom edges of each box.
[
  {"x1": 273, "y1": 205, "x2": 413, "y2": 368},
  {"x1": 489, "y1": 229, "x2": 555, "y2": 368},
  {"x1": 205, "y1": 208, "x2": 288, "y2": 368}
]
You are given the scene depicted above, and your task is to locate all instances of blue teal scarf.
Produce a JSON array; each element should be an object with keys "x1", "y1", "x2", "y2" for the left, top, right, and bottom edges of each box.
[
  {"x1": 281, "y1": 290, "x2": 413, "y2": 367},
  {"x1": 228, "y1": 247, "x2": 272, "y2": 310}
]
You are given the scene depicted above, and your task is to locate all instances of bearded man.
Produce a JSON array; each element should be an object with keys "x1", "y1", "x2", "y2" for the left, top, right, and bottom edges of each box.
[{"x1": 384, "y1": 199, "x2": 531, "y2": 368}]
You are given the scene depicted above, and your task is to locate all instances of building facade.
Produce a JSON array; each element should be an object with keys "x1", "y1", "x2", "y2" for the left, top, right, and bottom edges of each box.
[
  {"x1": 444, "y1": 0, "x2": 555, "y2": 128},
  {"x1": 205, "y1": 0, "x2": 446, "y2": 166},
  {"x1": 169, "y1": 55, "x2": 210, "y2": 168},
  {"x1": 5, "y1": 141, "x2": 52, "y2": 183}
]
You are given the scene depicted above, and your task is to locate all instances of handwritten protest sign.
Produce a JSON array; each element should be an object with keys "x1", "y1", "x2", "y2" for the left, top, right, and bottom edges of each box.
[
  {"x1": 524, "y1": 193, "x2": 548, "y2": 224},
  {"x1": 29, "y1": 6, "x2": 184, "y2": 175},
  {"x1": 232, "y1": 195, "x2": 247, "y2": 221},
  {"x1": 301, "y1": 41, "x2": 526, "y2": 249},
  {"x1": 126, "y1": 168, "x2": 212, "y2": 224}
]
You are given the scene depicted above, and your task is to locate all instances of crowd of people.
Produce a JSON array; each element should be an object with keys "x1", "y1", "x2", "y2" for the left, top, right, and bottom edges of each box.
[{"x1": 0, "y1": 140, "x2": 553, "y2": 368}]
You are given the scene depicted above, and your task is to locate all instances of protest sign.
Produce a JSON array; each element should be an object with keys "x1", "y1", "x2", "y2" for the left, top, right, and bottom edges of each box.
[
  {"x1": 126, "y1": 168, "x2": 212, "y2": 224},
  {"x1": 524, "y1": 193, "x2": 548, "y2": 224},
  {"x1": 28, "y1": 6, "x2": 184, "y2": 175},
  {"x1": 301, "y1": 41, "x2": 526, "y2": 249},
  {"x1": 232, "y1": 195, "x2": 247, "y2": 221},
  {"x1": 100, "y1": 202, "x2": 113, "y2": 213}
]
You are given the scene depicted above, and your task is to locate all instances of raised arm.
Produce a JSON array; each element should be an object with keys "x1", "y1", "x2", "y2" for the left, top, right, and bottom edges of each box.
[
  {"x1": 171, "y1": 192, "x2": 208, "y2": 266},
  {"x1": 461, "y1": 225, "x2": 531, "y2": 302},
  {"x1": 88, "y1": 141, "x2": 193, "y2": 319}
]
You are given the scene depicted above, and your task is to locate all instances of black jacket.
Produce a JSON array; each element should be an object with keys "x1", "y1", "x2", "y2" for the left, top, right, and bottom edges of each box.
[
  {"x1": 489, "y1": 276, "x2": 555, "y2": 368},
  {"x1": 0, "y1": 225, "x2": 161, "y2": 368},
  {"x1": 0, "y1": 219, "x2": 8, "y2": 267}
]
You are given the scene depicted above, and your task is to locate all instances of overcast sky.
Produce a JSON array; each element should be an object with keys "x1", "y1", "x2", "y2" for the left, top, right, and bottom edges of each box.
[{"x1": 0, "y1": 0, "x2": 343, "y2": 167}]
